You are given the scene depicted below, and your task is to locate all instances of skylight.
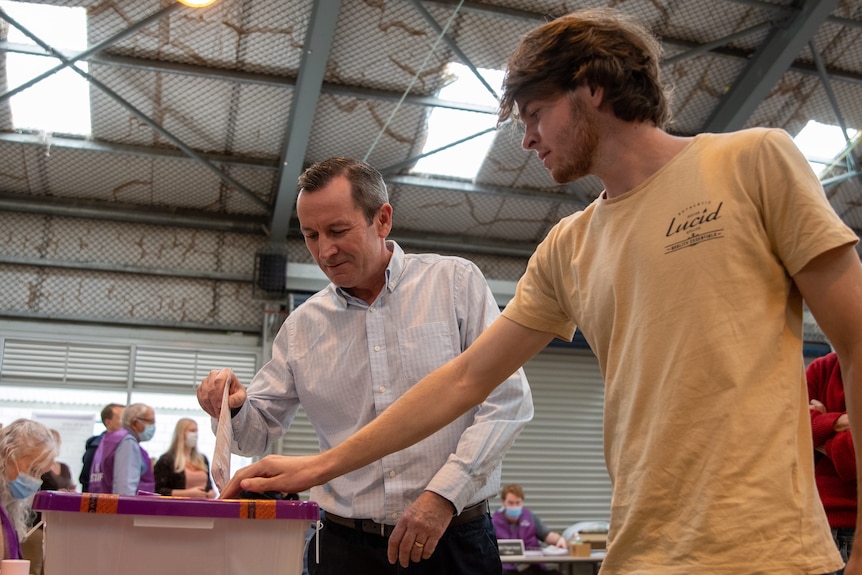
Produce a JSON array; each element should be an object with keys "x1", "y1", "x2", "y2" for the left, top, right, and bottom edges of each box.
[
  {"x1": 1, "y1": 0, "x2": 91, "y2": 136},
  {"x1": 411, "y1": 63, "x2": 504, "y2": 180},
  {"x1": 793, "y1": 120, "x2": 857, "y2": 178}
]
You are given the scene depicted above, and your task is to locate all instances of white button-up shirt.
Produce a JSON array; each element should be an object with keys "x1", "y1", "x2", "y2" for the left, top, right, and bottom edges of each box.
[{"x1": 227, "y1": 241, "x2": 533, "y2": 522}]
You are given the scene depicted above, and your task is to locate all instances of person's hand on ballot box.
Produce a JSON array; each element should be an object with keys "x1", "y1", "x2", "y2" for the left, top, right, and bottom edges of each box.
[
  {"x1": 219, "y1": 455, "x2": 455, "y2": 569},
  {"x1": 219, "y1": 453, "x2": 324, "y2": 499}
]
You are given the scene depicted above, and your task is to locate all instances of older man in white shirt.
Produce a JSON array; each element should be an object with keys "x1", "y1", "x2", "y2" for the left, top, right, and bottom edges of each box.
[{"x1": 198, "y1": 157, "x2": 532, "y2": 575}]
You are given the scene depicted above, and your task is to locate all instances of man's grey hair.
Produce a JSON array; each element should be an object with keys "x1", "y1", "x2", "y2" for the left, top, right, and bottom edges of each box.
[{"x1": 121, "y1": 403, "x2": 152, "y2": 427}]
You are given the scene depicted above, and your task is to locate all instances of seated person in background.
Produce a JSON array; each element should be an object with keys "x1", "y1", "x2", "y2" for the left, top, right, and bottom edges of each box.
[
  {"x1": 41, "y1": 429, "x2": 75, "y2": 493},
  {"x1": 808, "y1": 351, "x2": 857, "y2": 574},
  {"x1": 0, "y1": 419, "x2": 57, "y2": 561},
  {"x1": 493, "y1": 484, "x2": 566, "y2": 573},
  {"x1": 154, "y1": 419, "x2": 215, "y2": 498},
  {"x1": 89, "y1": 403, "x2": 156, "y2": 495}
]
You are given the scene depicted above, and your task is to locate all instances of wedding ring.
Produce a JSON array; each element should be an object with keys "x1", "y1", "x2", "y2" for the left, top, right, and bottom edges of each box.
[{"x1": 414, "y1": 541, "x2": 425, "y2": 548}]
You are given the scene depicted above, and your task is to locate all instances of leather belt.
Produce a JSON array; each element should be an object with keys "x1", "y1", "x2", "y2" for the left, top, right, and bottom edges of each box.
[{"x1": 323, "y1": 499, "x2": 489, "y2": 538}]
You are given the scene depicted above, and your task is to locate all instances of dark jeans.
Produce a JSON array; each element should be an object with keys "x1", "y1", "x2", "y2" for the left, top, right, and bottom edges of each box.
[
  {"x1": 826, "y1": 527, "x2": 855, "y2": 575},
  {"x1": 306, "y1": 513, "x2": 502, "y2": 575}
]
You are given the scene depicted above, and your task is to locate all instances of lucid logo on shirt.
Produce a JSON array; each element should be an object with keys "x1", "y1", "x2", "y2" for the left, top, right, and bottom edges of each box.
[{"x1": 664, "y1": 201, "x2": 723, "y2": 253}]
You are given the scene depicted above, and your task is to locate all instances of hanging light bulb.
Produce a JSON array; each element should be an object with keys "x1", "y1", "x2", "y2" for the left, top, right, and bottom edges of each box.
[{"x1": 178, "y1": 0, "x2": 217, "y2": 7}]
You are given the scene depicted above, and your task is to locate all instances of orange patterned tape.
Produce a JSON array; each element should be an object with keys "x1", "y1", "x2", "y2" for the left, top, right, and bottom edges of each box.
[
  {"x1": 80, "y1": 493, "x2": 120, "y2": 514},
  {"x1": 239, "y1": 499, "x2": 277, "y2": 519}
]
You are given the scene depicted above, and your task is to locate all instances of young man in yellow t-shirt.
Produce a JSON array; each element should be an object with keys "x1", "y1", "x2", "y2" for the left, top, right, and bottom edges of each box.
[{"x1": 213, "y1": 8, "x2": 862, "y2": 575}]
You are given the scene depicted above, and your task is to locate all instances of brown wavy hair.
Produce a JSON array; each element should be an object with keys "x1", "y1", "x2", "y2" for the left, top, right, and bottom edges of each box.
[
  {"x1": 499, "y1": 8, "x2": 671, "y2": 129},
  {"x1": 500, "y1": 483, "x2": 525, "y2": 500}
]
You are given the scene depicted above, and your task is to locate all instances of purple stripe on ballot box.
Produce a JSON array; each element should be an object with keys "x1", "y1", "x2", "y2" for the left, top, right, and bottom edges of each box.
[{"x1": 33, "y1": 491, "x2": 319, "y2": 521}]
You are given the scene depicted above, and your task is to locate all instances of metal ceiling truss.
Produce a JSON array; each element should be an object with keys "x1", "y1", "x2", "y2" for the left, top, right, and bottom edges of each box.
[
  {"x1": 0, "y1": 2, "x2": 269, "y2": 210},
  {"x1": 1, "y1": 0, "x2": 861, "y2": 259},
  {"x1": 704, "y1": 0, "x2": 839, "y2": 133},
  {"x1": 0, "y1": 3, "x2": 181, "y2": 104},
  {"x1": 267, "y1": 0, "x2": 342, "y2": 245},
  {"x1": 0, "y1": 41, "x2": 500, "y2": 113},
  {"x1": 808, "y1": 40, "x2": 857, "y2": 174}
]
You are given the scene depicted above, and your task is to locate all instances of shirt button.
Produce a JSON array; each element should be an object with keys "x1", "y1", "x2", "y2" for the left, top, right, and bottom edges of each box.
[
  {"x1": 379, "y1": 386, "x2": 385, "y2": 393},
  {"x1": 374, "y1": 345, "x2": 380, "y2": 352},
  {"x1": 369, "y1": 306, "x2": 376, "y2": 312},
  {"x1": 389, "y1": 470, "x2": 396, "y2": 478},
  {"x1": 391, "y1": 512, "x2": 398, "y2": 520}
]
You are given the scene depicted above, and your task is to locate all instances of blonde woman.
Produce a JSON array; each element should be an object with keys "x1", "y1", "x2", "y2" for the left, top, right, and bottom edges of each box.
[
  {"x1": 153, "y1": 419, "x2": 214, "y2": 498},
  {"x1": 22, "y1": 428, "x2": 75, "y2": 574},
  {"x1": 0, "y1": 419, "x2": 57, "y2": 560}
]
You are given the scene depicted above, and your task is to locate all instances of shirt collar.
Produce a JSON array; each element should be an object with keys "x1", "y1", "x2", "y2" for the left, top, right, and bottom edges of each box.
[{"x1": 332, "y1": 240, "x2": 403, "y2": 307}]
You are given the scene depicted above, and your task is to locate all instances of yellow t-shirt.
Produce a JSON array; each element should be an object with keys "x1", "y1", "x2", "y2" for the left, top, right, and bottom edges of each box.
[{"x1": 503, "y1": 128, "x2": 855, "y2": 574}]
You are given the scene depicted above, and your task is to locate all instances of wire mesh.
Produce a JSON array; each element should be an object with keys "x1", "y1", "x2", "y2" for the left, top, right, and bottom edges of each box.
[
  {"x1": 0, "y1": 0, "x2": 861, "y2": 336},
  {"x1": 0, "y1": 262, "x2": 263, "y2": 330},
  {"x1": 0, "y1": 212, "x2": 268, "y2": 330}
]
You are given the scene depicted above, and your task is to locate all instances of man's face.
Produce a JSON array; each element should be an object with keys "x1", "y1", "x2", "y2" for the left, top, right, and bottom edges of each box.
[
  {"x1": 502, "y1": 493, "x2": 524, "y2": 508},
  {"x1": 297, "y1": 175, "x2": 392, "y2": 301},
  {"x1": 106, "y1": 407, "x2": 124, "y2": 433},
  {"x1": 132, "y1": 408, "x2": 155, "y2": 434},
  {"x1": 519, "y1": 89, "x2": 599, "y2": 184}
]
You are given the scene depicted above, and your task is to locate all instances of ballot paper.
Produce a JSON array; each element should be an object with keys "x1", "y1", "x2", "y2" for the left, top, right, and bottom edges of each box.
[{"x1": 211, "y1": 368, "x2": 232, "y2": 494}]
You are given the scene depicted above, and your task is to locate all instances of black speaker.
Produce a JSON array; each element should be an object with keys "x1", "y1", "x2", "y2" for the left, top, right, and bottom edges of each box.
[{"x1": 254, "y1": 252, "x2": 287, "y2": 298}]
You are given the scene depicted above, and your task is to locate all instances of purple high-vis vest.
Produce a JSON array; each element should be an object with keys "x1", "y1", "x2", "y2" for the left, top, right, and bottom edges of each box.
[
  {"x1": 1, "y1": 501, "x2": 22, "y2": 559},
  {"x1": 492, "y1": 507, "x2": 543, "y2": 571},
  {"x1": 89, "y1": 428, "x2": 155, "y2": 494}
]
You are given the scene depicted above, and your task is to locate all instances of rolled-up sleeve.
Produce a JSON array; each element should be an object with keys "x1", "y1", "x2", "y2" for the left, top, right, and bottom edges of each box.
[{"x1": 425, "y1": 261, "x2": 534, "y2": 512}]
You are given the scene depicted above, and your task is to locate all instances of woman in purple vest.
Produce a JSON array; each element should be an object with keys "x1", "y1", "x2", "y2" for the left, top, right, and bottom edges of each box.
[
  {"x1": 89, "y1": 403, "x2": 156, "y2": 495},
  {"x1": 0, "y1": 419, "x2": 57, "y2": 561},
  {"x1": 492, "y1": 484, "x2": 568, "y2": 573}
]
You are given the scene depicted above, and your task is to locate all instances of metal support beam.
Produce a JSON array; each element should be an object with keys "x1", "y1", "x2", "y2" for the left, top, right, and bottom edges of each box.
[
  {"x1": 809, "y1": 39, "x2": 856, "y2": 172},
  {"x1": 380, "y1": 126, "x2": 497, "y2": 176},
  {"x1": 384, "y1": 173, "x2": 580, "y2": 202},
  {"x1": 0, "y1": 254, "x2": 250, "y2": 282},
  {"x1": 0, "y1": 2, "x2": 181, "y2": 104},
  {"x1": 662, "y1": 22, "x2": 772, "y2": 66},
  {"x1": 0, "y1": 131, "x2": 279, "y2": 170},
  {"x1": 0, "y1": 42, "x2": 499, "y2": 114},
  {"x1": 407, "y1": 0, "x2": 497, "y2": 100},
  {"x1": 0, "y1": 192, "x2": 267, "y2": 234},
  {"x1": 703, "y1": 0, "x2": 839, "y2": 133},
  {"x1": 0, "y1": 131, "x2": 577, "y2": 205},
  {"x1": 821, "y1": 170, "x2": 862, "y2": 189},
  {"x1": 268, "y1": 0, "x2": 342, "y2": 245},
  {"x1": 0, "y1": 8, "x2": 269, "y2": 210}
]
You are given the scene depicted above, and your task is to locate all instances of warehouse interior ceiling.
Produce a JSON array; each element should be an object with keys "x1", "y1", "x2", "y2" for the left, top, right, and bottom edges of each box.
[{"x1": 0, "y1": 0, "x2": 861, "y2": 334}]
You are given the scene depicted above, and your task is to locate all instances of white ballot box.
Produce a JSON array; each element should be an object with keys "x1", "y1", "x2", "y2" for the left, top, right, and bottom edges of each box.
[{"x1": 33, "y1": 491, "x2": 319, "y2": 575}]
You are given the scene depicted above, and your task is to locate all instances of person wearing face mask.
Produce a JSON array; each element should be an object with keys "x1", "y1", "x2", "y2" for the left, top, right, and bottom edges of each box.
[
  {"x1": 22, "y1": 428, "x2": 76, "y2": 574},
  {"x1": 0, "y1": 419, "x2": 57, "y2": 561},
  {"x1": 492, "y1": 484, "x2": 566, "y2": 573},
  {"x1": 88, "y1": 403, "x2": 156, "y2": 496},
  {"x1": 153, "y1": 418, "x2": 215, "y2": 499}
]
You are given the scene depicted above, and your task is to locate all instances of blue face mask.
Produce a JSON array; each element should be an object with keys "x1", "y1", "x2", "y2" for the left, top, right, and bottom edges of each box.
[
  {"x1": 139, "y1": 424, "x2": 155, "y2": 442},
  {"x1": 504, "y1": 506, "x2": 523, "y2": 520},
  {"x1": 9, "y1": 470, "x2": 42, "y2": 499}
]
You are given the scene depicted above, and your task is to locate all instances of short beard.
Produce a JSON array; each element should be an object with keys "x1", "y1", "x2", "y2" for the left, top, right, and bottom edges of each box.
[{"x1": 551, "y1": 95, "x2": 599, "y2": 184}]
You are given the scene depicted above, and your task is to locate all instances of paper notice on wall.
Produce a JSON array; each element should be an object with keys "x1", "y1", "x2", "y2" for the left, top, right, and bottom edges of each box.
[
  {"x1": 32, "y1": 411, "x2": 97, "y2": 487},
  {"x1": 211, "y1": 368, "x2": 232, "y2": 494}
]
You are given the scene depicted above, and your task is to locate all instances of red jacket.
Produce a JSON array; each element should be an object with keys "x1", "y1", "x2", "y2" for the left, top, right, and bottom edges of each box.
[{"x1": 807, "y1": 352, "x2": 857, "y2": 528}]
